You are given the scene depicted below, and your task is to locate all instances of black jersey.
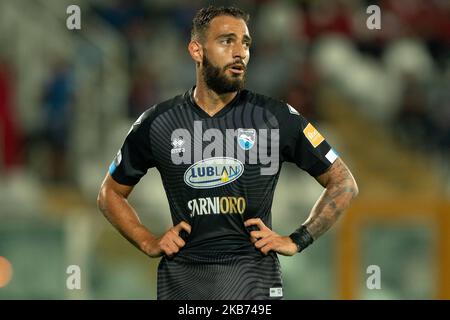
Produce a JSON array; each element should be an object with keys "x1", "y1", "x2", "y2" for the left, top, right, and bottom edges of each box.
[{"x1": 108, "y1": 87, "x2": 338, "y2": 299}]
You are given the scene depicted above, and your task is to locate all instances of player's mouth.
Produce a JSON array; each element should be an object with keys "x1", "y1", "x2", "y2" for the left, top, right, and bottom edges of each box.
[{"x1": 227, "y1": 63, "x2": 245, "y2": 75}]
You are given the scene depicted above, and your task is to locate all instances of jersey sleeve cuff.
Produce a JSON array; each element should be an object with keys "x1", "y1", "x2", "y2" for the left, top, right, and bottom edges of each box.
[
  {"x1": 110, "y1": 172, "x2": 140, "y2": 186},
  {"x1": 305, "y1": 161, "x2": 333, "y2": 177}
]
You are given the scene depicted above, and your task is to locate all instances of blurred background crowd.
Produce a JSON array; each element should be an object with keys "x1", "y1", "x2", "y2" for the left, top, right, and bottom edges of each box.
[{"x1": 0, "y1": 0, "x2": 449, "y2": 299}]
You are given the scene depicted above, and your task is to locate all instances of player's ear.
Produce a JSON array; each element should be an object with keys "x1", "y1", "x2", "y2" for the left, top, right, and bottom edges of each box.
[{"x1": 188, "y1": 40, "x2": 203, "y2": 65}]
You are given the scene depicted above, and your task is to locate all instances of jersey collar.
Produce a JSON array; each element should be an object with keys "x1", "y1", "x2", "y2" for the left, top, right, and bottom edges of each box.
[{"x1": 185, "y1": 86, "x2": 242, "y2": 119}]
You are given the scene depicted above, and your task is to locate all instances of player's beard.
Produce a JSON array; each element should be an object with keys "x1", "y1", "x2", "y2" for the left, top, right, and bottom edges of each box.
[{"x1": 202, "y1": 52, "x2": 246, "y2": 94}]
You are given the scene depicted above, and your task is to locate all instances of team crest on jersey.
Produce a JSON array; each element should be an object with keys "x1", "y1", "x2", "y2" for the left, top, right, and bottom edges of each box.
[
  {"x1": 238, "y1": 128, "x2": 256, "y2": 151},
  {"x1": 171, "y1": 137, "x2": 185, "y2": 154}
]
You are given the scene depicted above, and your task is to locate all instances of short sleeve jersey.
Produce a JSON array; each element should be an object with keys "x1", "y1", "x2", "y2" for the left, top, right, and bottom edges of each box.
[{"x1": 109, "y1": 87, "x2": 338, "y2": 254}]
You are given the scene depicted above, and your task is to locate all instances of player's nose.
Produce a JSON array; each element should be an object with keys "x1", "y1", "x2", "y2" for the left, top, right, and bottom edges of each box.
[{"x1": 232, "y1": 43, "x2": 247, "y2": 61}]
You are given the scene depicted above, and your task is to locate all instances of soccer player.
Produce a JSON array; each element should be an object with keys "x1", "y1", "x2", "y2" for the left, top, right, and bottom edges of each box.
[{"x1": 97, "y1": 5, "x2": 358, "y2": 300}]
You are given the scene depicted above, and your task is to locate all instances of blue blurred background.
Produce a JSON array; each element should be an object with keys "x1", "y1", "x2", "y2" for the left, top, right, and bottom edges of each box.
[{"x1": 0, "y1": 0, "x2": 449, "y2": 299}]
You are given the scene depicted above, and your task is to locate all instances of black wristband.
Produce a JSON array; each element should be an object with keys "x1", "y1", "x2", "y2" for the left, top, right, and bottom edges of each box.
[{"x1": 289, "y1": 225, "x2": 314, "y2": 253}]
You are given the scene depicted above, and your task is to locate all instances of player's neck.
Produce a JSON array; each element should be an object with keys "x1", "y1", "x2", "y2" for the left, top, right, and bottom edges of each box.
[{"x1": 193, "y1": 83, "x2": 238, "y2": 117}]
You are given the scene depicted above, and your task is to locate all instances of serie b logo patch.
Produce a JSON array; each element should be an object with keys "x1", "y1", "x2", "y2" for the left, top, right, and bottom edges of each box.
[{"x1": 303, "y1": 123, "x2": 324, "y2": 148}]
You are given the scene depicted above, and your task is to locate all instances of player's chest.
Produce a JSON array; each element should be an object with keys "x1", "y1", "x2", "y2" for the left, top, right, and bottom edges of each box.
[{"x1": 151, "y1": 121, "x2": 281, "y2": 184}]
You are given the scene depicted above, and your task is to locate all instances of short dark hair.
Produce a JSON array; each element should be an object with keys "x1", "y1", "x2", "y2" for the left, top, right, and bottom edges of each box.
[{"x1": 191, "y1": 5, "x2": 250, "y2": 42}]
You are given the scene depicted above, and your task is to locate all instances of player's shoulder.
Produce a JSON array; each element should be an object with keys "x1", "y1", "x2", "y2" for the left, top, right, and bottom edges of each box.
[
  {"x1": 137, "y1": 91, "x2": 187, "y2": 125},
  {"x1": 244, "y1": 89, "x2": 301, "y2": 118},
  {"x1": 244, "y1": 90, "x2": 283, "y2": 108},
  {"x1": 155, "y1": 91, "x2": 187, "y2": 113}
]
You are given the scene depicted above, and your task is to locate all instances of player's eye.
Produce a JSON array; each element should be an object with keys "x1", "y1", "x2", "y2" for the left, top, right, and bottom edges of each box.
[{"x1": 221, "y1": 38, "x2": 232, "y2": 45}]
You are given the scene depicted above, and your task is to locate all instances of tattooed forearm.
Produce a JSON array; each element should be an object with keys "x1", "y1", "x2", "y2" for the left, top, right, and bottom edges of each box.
[{"x1": 303, "y1": 158, "x2": 358, "y2": 240}]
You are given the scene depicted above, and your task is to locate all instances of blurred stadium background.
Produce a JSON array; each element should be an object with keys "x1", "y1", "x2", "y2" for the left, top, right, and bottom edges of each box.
[{"x1": 0, "y1": 0, "x2": 449, "y2": 299}]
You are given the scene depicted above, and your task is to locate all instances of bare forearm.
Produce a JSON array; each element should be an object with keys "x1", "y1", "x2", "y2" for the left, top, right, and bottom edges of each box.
[
  {"x1": 304, "y1": 181, "x2": 357, "y2": 239},
  {"x1": 97, "y1": 189, "x2": 156, "y2": 254},
  {"x1": 303, "y1": 158, "x2": 358, "y2": 240}
]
